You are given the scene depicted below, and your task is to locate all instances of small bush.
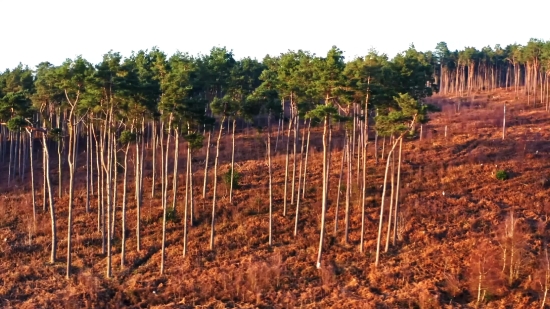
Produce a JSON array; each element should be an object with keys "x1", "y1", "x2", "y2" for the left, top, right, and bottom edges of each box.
[
  {"x1": 495, "y1": 170, "x2": 508, "y2": 181},
  {"x1": 224, "y1": 168, "x2": 241, "y2": 189},
  {"x1": 166, "y1": 207, "x2": 178, "y2": 222}
]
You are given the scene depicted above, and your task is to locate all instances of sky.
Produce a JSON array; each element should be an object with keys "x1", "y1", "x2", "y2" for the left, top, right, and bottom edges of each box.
[{"x1": 1, "y1": 0, "x2": 548, "y2": 70}]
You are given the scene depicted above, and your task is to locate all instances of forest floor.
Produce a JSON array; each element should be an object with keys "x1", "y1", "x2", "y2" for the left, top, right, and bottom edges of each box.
[{"x1": 1, "y1": 89, "x2": 550, "y2": 308}]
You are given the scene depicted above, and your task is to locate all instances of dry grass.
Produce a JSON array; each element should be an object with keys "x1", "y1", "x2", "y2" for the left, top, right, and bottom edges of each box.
[{"x1": 1, "y1": 89, "x2": 550, "y2": 307}]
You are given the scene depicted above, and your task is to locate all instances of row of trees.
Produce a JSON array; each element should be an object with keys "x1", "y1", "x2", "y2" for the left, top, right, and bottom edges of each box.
[
  {"x1": 434, "y1": 39, "x2": 550, "y2": 110},
  {"x1": 0, "y1": 44, "x2": 435, "y2": 278}
]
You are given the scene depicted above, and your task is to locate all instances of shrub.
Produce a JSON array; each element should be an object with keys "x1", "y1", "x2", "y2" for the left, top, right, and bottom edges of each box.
[
  {"x1": 166, "y1": 207, "x2": 178, "y2": 222},
  {"x1": 224, "y1": 168, "x2": 241, "y2": 189},
  {"x1": 495, "y1": 170, "x2": 508, "y2": 181}
]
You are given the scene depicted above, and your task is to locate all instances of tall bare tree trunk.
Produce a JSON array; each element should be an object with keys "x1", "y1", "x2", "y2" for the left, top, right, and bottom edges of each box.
[
  {"x1": 189, "y1": 141, "x2": 195, "y2": 227},
  {"x1": 392, "y1": 138, "x2": 403, "y2": 245},
  {"x1": 42, "y1": 134, "x2": 47, "y2": 212},
  {"x1": 111, "y1": 133, "x2": 117, "y2": 240},
  {"x1": 210, "y1": 116, "x2": 226, "y2": 250},
  {"x1": 172, "y1": 129, "x2": 180, "y2": 210},
  {"x1": 85, "y1": 124, "x2": 90, "y2": 213},
  {"x1": 229, "y1": 118, "x2": 236, "y2": 203},
  {"x1": 121, "y1": 139, "x2": 130, "y2": 268},
  {"x1": 316, "y1": 115, "x2": 329, "y2": 269},
  {"x1": 183, "y1": 143, "x2": 190, "y2": 257},
  {"x1": 375, "y1": 137, "x2": 402, "y2": 267},
  {"x1": 385, "y1": 141, "x2": 395, "y2": 252},
  {"x1": 344, "y1": 132, "x2": 352, "y2": 244},
  {"x1": 294, "y1": 116, "x2": 306, "y2": 237},
  {"x1": 291, "y1": 114, "x2": 299, "y2": 205},
  {"x1": 104, "y1": 118, "x2": 113, "y2": 278},
  {"x1": 27, "y1": 129, "x2": 36, "y2": 223},
  {"x1": 151, "y1": 122, "x2": 156, "y2": 198},
  {"x1": 161, "y1": 117, "x2": 173, "y2": 275},
  {"x1": 334, "y1": 134, "x2": 346, "y2": 235},
  {"x1": 283, "y1": 108, "x2": 293, "y2": 216},
  {"x1": 202, "y1": 131, "x2": 211, "y2": 199},
  {"x1": 302, "y1": 120, "x2": 311, "y2": 198},
  {"x1": 268, "y1": 113, "x2": 273, "y2": 246},
  {"x1": 42, "y1": 131, "x2": 56, "y2": 264},
  {"x1": 359, "y1": 132, "x2": 368, "y2": 253},
  {"x1": 66, "y1": 107, "x2": 77, "y2": 278}
]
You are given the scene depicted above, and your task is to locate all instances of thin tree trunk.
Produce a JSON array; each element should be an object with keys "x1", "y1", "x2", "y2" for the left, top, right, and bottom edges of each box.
[
  {"x1": 161, "y1": 117, "x2": 172, "y2": 275},
  {"x1": 27, "y1": 130, "x2": 36, "y2": 223},
  {"x1": 294, "y1": 116, "x2": 306, "y2": 237},
  {"x1": 202, "y1": 131, "x2": 211, "y2": 199},
  {"x1": 105, "y1": 117, "x2": 113, "y2": 278},
  {"x1": 344, "y1": 132, "x2": 352, "y2": 244},
  {"x1": 316, "y1": 115, "x2": 329, "y2": 269},
  {"x1": 151, "y1": 122, "x2": 156, "y2": 198},
  {"x1": 503, "y1": 103, "x2": 506, "y2": 140},
  {"x1": 135, "y1": 122, "x2": 142, "y2": 252},
  {"x1": 183, "y1": 143, "x2": 190, "y2": 257},
  {"x1": 85, "y1": 124, "x2": 90, "y2": 213},
  {"x1": 42, "y1": 132, "x2": 56, "y2": 263},
  {"x1": 210, "y1": 116, "x2": 226, "y2": 250},
  {"x1": 291, "y1": 114, "x2": 299, "y2": 205},
  {"x1": 42, "y1": 134, "x2": 47, "y2": 212},
  {"x1": 111, "y1": 133, "x2": 117, "y2": 240},
  {"x1": 283, "y1": 110, "x2": 293, "y2": 216},
  {"x1": 172, "y1": 129, "x2": 180, "y2": 210},
  {"x1": 229, "y1": 118, "x2": 236, "y2": 203},
  {"x1": 121, "y1": 140, "x2": 130, "y2": 268},
  {"x1": 375, "y1": 137, "x2": 402, "y2": 267},
  {"x1": 58, "y1": 131, "x2": 62, "y2": 199},
  {"x1": 359, "y1": 132, "x2": 368, "y2": 253},
  {"x1": 66, "y1": 109, "x2": 77, "y2": 278},
  {"x1": 268, "y1": 113, "x2": 273, "y2": 245},
  {"x1": 334, "y1": 133, "x2": 346, "y2": 235},
  {"x1": 392, "y1": 138, "x2": 403, "y2": 245},
  {"x1": 385, "y1": 141, "x2": 395, "y2": 252},
  {"x1": 302, "y1": 120, "x2": 311, "y2": 198}
]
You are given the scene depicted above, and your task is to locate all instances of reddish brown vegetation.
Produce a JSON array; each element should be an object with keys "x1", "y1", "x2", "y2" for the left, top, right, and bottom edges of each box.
[{"x1": 1, "y1": 89, "x2": 550, "y2": 308}]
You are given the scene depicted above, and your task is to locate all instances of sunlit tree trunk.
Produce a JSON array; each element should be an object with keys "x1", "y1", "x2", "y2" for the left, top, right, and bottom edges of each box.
[
  {"x1": 375, "y1": 137, "x2": 402, "y2": 267},
  {"x1": 229, "y1": 118, "x2": 236, "y2": 203},
  {"x1": 210, "y1": 116, "x2": 226, "y2": 250},
  {"x1": 344, "y1": 132, "x2": 352, "y2": 244},
  {"x1": 301, "y1": 120, "x2": 312, "y2": 198},
  {"x1": 385, "y1": 139, "x2": 395, "y2": 252},
  {"x1": 121, "y1": 134, "x2": 130, "y2": 268},
  {"x1": 294, "y1": 116, "x2": 306, "y2": 237},
  {"x1": 161, "y1": 116, "x2": 173, "y2": 275},
  {"x1": 334, "y1": 133, "x2": 346, "y2": 235},
  {"x1": 66, "y1": 103, "x2": 78, "y2": 278},
  {"x1": 26, "y1": 129, "x2": 36, "y2": 223},
  {"x1": 267, "y1": 113, "x2": 273, "y2": 245},
  {"x1": 202, "y1": 131, "x2": 211, "y2": 199},
  {"x1": 392, "y1": 138, "x2": 403, "y2": 245},
  {"x1": 316, "y1": 114, "x2": 329, "y2": 269},
  {"x1": 172, "y1": 128, "x2": 180, "y2": 210},
  {"x1": 183, "y1": 143, "x2": 190, "y2": 257},
  {"x1": 85, "y1": 123, "x2": 90, "y2": 213},
  {"x1": 283, "y1": 101, "x2": 294, "y2": 216},
  {"x1": 41, "y1": 130, "x2": 56, "y2": 264},
  {"x1": 291, "y1": 114, "x2": 299, "y2": 205},
  {"x1": 151, "y1": 121, "x2": 156, "y2": 198}
]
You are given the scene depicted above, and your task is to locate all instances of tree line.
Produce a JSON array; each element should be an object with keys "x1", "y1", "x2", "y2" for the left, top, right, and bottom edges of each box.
[
  {"x1": 434, "y1": 39, "x2": 550, "y2": 110},
  {"x1": 0, "y1": 43, "x2": 437, "y2": 279}
]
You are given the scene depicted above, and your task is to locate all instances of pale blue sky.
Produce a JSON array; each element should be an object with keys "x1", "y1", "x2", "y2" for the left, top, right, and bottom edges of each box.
[{"x1": 1, "y1": 0, "x2": 547, "y2": 70}]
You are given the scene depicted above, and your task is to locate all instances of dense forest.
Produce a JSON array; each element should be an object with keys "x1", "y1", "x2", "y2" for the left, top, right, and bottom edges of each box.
[{"x1": 1, "y1": 39, "x2": 550, "y2": 307}]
